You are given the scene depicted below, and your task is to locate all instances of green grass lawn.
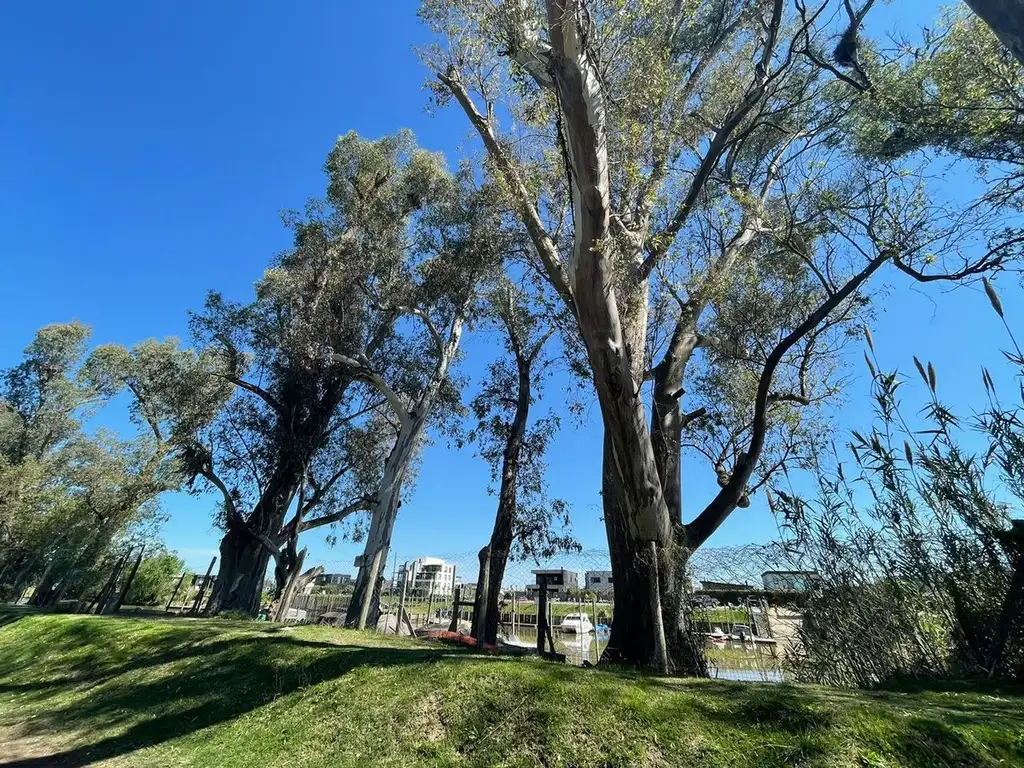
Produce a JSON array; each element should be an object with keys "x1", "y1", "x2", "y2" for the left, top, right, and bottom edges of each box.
[{"x1": 0, "y1": 608, "x2": 1021, "y2": 767}]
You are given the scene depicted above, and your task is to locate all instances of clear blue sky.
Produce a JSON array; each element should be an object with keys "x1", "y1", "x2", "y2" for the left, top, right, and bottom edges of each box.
[{"x1": 1, "y1": 1, "x2": 1016, "y2": 576}]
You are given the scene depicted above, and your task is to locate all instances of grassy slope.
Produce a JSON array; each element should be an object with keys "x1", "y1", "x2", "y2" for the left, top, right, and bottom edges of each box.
[{"x1": 0, "y1": 609, "x2": 1021, "y2": 768}]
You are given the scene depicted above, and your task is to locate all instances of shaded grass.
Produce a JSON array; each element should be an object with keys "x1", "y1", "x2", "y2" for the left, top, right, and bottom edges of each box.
[{"x1": 0, "y1": 607, "x2": 1021, "y2": 767}]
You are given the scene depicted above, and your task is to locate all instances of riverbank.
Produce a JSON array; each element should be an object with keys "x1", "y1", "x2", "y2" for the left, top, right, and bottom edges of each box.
[{"x1": 0, "y1": 608, "x2": 1020, "y2": 766}]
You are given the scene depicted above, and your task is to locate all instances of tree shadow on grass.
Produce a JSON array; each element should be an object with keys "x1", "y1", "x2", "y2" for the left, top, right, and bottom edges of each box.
[
  {"x1": 1, "y1": 629, "x2": 487, "y2": 767},
  {"x1": 0, "y1": 605, "x2": 39, "y2": 630}
]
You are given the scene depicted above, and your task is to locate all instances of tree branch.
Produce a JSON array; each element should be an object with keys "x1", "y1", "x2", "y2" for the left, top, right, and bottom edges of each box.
[
  {"x1": 299, "y1": 496, "x2": 376, "y2": 533},
  {"x1": 685, "y1": 250, "x2": 890, "y2": 547},
  {"x1": 437, "y1": 67, "x2": 576, "y2": 311},
  {"x1": 641, "y1": 0, "x2": 786, "y2": 278},
  {"x1": 212, "y1": 372, "x2": 284, "y2": 414},
  {"x1": 327, "y1": 352, "x2": 411, "y2": 428},
  {"x1": 395, "y1": 305, "x2": 445, "y2": 355}
]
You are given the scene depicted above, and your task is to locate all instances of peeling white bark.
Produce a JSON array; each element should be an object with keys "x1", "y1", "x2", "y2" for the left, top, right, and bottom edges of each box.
[{"x1": 346, "y1": 314, "x2": 467, "y2": 629}]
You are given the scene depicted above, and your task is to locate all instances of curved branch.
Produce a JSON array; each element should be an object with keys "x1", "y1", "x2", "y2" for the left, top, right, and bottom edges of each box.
[
  {"x1": 212, "y1": 372, "x2": 284, "y2": 414},
  {"x1": 327, "y1": 353, "x2": 411, "y2": 428},
  {"x1": 685, "y1": 251, "x2": 889, "y2": 548},
  {"x1": 437, "y1": 68, "x2": 576, "y2": 311},
  {"x1": 395, "y1": 305, "x2": 445, "y2": 354},
  {"x1": 299, "y1": 496, "x2": 376, "y2": 533}
]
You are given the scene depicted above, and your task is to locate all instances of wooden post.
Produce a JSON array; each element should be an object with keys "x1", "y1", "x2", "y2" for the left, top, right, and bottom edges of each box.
[
  {"x1": 426, "y1": 589, "x2": 435, "y2": 629},
  {"x1": 512, "y1": 592, "x2": 517, "y2": 638},
  {"x1": 191, "y1": 556, "x2": 217, "y2": 615},
  {"x1": 89, "y1": 551, "x2": 130, "y2": 615},
  {"x1": 110, "y1": 547, "x2": 145, "y2": 613},
  {"x1": 397, "y1": 574, "x2": 408, "y2": 636},
  {"x1": 537, "y1": 577, "x2": 549, "y2": 655},
  {"x1": 578, "y1": 595, "x2": 585, "y2": 662},
  {"x1": 165, "y1": 571, "x2": 187, "y2": 613},
  {"x1": 473, "y1": 546, "x2": 490, "y2": 646},
  {"x1": 448, "y1": 586, "x2": 461, "y2": 632}
]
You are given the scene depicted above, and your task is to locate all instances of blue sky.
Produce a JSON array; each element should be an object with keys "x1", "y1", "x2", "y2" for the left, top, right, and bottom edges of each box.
[{"x1": 1, "y1": 1, "x2": 1017, "y2": 577}]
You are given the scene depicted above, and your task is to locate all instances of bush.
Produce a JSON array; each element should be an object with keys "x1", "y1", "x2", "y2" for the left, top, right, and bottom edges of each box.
[
  {"x1": 125, "y1": 552, "x2": 185, "y2": 606},
  {"x1": 774, "y1": 318, "x2": 1024, "y2": 686}
]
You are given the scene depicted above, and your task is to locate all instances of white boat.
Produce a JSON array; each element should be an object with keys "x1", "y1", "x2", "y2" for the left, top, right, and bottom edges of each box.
[
  {"x1": 707, "y1": 626, "x2": 730, "y2": 646},
  {"x1": 559, "y1": 613, "x2": 594, "y2": 633}
]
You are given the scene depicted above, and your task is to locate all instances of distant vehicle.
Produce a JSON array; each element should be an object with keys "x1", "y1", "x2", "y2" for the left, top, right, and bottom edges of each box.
[
  {"x1": 693, "y1": 595, "x2": 719, "y2": 608},
  {"x1": 559, "y1": 613, "x2": 594, "y2": 633}
]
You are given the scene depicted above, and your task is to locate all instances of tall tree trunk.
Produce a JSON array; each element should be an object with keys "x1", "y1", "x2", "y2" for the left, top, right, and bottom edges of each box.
[
  {"x1": 601, "y1": 433, "x2": 659, "y2": 663},
  {"x1": 206, "y1": 460, "x2": 301, "y2": 615},
  {"x1": 471, "y1": 545, "x2": 490, "y2": 641},
  {"x1": 29, "y1": 560, "x2": 58, "y2": 607},
  {"x1": 272, "y1": 550, "x2": 322, "y2": 622},
  {"x1": 110, "y1": 548, "x2": 145, "y2": 613},
  {"x1": 206, "y1": 523, "x2": 275, "y2": 615},
  {"x1": 4, "y1": 557, "x2": 35, "y2": 603},
  {"x1": 346, "y1": 424, "x2": 419, "y2": 629},
  {"x1": 964, "y1": 0, "x2": 1024, "y2": 65},
  {"x1": 475, "y1": 349, "x2": 533, "y2": 645},
  {"x1": 346, "y1": 312, "x2": 467, "y2": 629}
]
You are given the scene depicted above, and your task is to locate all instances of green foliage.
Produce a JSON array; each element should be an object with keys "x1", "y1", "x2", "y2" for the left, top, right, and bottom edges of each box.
[
  {"x1": 124, "y1": 551, "x2": 185, "y2": 606},
  {"x1": 775, "y1": 290, "x2": 1024, "y2": 685},
  {"x1": 0, "y1": 324, "x2": 189, "y2": 607}
]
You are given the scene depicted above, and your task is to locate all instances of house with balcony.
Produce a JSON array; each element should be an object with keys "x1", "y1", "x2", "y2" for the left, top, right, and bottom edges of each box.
[
  {"x1": 525, "y1": 568, "x2": 579, "y2": 600},
  {"x1": 584, "y1": 570, "x2": 614, "y2": 598}
]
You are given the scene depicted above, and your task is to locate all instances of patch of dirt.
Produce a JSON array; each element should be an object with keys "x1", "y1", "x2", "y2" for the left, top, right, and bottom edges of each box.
[
  {"x1": 0, "y1": 722, "x2": 75, "y2": 764},
  {"x1": 409, "y1": 692, "x2": 447, "y2": 743}
]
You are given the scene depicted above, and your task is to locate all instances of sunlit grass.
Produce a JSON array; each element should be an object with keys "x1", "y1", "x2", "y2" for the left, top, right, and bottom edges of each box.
[{"x1": 0, "y1": 608, "x2": 1021, "y2": 767}]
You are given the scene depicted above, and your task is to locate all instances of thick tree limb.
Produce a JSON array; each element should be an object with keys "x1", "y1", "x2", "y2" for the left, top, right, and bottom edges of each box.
[
  {"x1": 212, "y1": 372, "x2": 284, "y2": 414},
  {"x1": 328, "y1": 352, "x2": 411, "y2": 428},
  {"x1": 395, "y1": 305, "x2": 445, "y2": 354},
  {"x1": 298, "y1": 496, "x2": 376, "y2": 533},
  {"x1": 964, "y1": 0, "x2": 1024, "y2": 66},
  {"x1": 505, "y1": 0, "x2": 554, "y2": 88},
  {"x1": 685, "y1": 251, "x2": 890, "y2": 547}
]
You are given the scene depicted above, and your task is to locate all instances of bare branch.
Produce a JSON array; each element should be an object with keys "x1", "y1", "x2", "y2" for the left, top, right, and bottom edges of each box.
[{"x1": 299, "y1": 496, "x2": 376, "y2": 533}]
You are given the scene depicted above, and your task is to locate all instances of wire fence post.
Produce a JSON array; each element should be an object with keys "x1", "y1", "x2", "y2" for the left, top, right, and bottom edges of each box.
[
  {"x1": 165, "y1": 571, "x2": 187, "y2": 613},
  {"x1": 190, "y1": 556, "x2": 217, "y2": 616},
  {"x1": 397, "y1": 573, "x2": 408, "y2": 636}
]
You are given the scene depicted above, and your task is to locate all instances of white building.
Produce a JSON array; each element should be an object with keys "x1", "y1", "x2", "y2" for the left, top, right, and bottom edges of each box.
[{"x1": 397, "y1": 557, "x2": 457, "y2": 598}]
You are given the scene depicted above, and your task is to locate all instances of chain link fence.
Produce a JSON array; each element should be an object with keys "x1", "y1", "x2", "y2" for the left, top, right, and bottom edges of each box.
[{"x1": 284, "y1": 544, "x2": 809, "y2": 682}]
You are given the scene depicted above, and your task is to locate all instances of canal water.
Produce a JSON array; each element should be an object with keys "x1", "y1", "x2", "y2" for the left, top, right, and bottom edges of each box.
[{"x1": 504, "y1": 627, "x2": 785, "y2": 681}]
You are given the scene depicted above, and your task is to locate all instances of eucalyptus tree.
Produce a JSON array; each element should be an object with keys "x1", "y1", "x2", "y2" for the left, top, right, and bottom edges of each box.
[
  {"x1": 467, "y1": 278, "x2": 574, "y2": 645},
  {"x1": 421, "y1": 0, "x2": 1019, "y2": 669},
  {"x1": 117, "y1": 131, "x2": 455, "y2": 616},
  {"x1": 338, "y1": 165, "x2": 509, "y2": 629},
  {"x1": 962, "y1": 1, "x2": 1024, "y2": 66}
]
